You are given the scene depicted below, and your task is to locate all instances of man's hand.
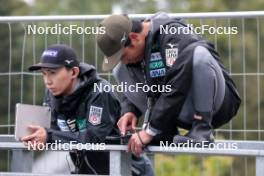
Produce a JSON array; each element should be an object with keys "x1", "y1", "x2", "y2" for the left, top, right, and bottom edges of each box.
[
  {"x1": 117, "y1": 112, "x2": 137, "y2": 136},
  {"x1": 21, "y1": 125, "x2": 47, "y2": 147},
  {"x1": 128, "y1": 130, "x2": 153, "y2": 156}
]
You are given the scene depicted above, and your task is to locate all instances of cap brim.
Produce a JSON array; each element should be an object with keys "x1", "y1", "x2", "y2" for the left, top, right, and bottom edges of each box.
[
  {"x1": 28, "y1": 63, "x2": 63, "y2": 71},
  {"x1": 102, "y1": 48, "x2": 123, "y2": 72}
]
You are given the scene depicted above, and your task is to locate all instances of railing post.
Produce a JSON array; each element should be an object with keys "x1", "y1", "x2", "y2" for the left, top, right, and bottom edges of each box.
[
  {"x1": 109, "y1": 150, "x2": 131, "y2": 176},
  {"x1": 256, "y1": 156, "x2": 264, "y2": 176},
  {"x1": 11, "y1": 150, "x2": 33, "y2": 172}
]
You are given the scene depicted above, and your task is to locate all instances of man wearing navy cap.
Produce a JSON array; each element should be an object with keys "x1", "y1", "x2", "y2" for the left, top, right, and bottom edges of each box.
[{"x1": 22, "y1": 44, "x2": 121, "y2": 174}]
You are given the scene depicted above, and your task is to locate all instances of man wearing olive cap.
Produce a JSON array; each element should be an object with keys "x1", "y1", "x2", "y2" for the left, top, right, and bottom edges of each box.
[{"x1": 97, "y1": 12, "x2": 241, "y2": 155}]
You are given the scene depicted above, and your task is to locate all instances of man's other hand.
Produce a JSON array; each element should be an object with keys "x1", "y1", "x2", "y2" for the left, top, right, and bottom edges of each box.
[
  {"x1": 117, "y1": 112, "x2": 137, "y2": 136},
  {"x1": 21, "y1": 125, "x2": 47, "y2": 145},
  {"x1": 128, "y1": 130, "x2": 153, "y2": 156}
]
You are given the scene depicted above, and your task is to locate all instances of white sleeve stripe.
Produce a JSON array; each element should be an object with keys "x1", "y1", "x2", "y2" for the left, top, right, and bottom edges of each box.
[{"x1": 144, "y1": 124, "x2": 161, "y2": 136}]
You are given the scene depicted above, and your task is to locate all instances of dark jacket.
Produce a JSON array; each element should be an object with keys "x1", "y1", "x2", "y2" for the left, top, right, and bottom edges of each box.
[
  {"x1": 44, "y1": 63, "x2": 120, "y2": 174},
  {"x1": 120, "y1": 12, "x2": 241, "y2": 135}
]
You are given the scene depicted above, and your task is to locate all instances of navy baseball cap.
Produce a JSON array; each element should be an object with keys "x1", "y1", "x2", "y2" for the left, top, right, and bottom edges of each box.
[{"x1": 28, "y1": 44, "x2": 79, "y2": 71}]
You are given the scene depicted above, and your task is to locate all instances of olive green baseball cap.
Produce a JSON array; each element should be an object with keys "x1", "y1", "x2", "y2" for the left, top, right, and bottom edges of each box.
[{"x1": 96, "y1": 15, "x2": 132, "y2": 71}]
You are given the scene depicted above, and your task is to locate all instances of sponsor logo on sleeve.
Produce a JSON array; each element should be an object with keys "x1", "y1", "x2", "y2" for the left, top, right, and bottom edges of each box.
[
  {"x1": 149, "y1": 52, "x2": 166, "y2": 78},
  {"x1": 57, "y1": 119, "x2": 70, "y2": 131},
  {"x1": 76, "y1": 118, "x2": 87, "y2": 132},
  {"x1": 150, "y1": 68, "x2": 166, "y2": 78}
]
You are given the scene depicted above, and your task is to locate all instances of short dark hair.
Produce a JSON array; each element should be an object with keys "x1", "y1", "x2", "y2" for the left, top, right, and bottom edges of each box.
[
  {"x1": 131, "y1": 20, "x2": 143, "y2": 33},
  {"x1": 124, "y1": 20, "x2": 143, "y2": 47}
]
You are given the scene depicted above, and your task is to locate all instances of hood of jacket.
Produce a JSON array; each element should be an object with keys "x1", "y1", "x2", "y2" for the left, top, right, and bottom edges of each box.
[{"x1": 147, "y1": 12, "x2": 201, "y2": 52}]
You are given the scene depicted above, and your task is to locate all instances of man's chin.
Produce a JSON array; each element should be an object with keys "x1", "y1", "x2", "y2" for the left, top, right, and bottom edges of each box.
[
  {"x1": 51, "y1": 91, "x2": 62, "y2": 97},
  {"x1": 54, "y1": 94, "x2": 63, "y2": 98}
]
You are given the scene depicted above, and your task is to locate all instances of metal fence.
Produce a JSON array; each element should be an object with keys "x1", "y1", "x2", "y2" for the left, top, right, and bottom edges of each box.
[{"x1": 0, "y1": 11, "x2": 264, "y2": 175}]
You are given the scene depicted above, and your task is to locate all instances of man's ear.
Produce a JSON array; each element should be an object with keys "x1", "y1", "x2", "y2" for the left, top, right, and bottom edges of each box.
[
  {"x1": 71, "y1": 67, "x2": 80, "y2": 78},
  {"x1": 129, "y1": 32, "x2": 139, "y2": 41},
  {"x1": 128, "y1": 32, "x2": 141, "y2": 47}
]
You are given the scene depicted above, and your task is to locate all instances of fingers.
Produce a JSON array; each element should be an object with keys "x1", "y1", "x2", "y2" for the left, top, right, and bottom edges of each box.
[
  {"x1": 23, "y1": 141, "x2": 28, "y2": 147},
  {"x1": 117, "y1": 112, "x2": 137, "y2": 136},
  {"x1": 127, "y1": 134, "x2": 143, "y2": 156},
  {"x1": 28, "y1": 125, "x2": 41, "y2": 132},
  {"x1": 135, "y1": 145, "x2": 143, "y2": 156},
  {"x1": 117, "y1": 117, "x2": 127, "y2": 136},
  {"x1": 21, "y1": 126, "x2": 47, "y2": 145},
  {"x1": 20, "y1": 125, "x2": 39, "y2": 141},
  {"x1": 21, "y1": 125, "x2": 41, "y2": 141},
  {"x1": 131, "y1": 116, "x2": 137, "y2": 130},
  {"x1": 127, "y1": 136, "x2": 133, "y2": 153},
  {"x1": 21, "y1": 133, "x2": 36, "y2": 141}
]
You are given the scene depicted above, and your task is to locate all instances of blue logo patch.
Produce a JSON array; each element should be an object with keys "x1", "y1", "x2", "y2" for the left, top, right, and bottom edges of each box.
[
  {"x1": 150, "y1": 68, "x2": 166, "y2": 78},
  {"x1": 150, "y1": 52, "x2": 162, "y2": 61},
  {"x1": 57, "y1": 119, "x2": 70, "y2": 131}
]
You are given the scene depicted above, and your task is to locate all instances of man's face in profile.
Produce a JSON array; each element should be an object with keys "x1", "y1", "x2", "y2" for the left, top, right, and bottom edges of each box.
[
  {"x1": 41, "y1": 67, "x2": 75, "y2": 96},
  {"x1": 121, "y1": 32, "x2": 145, "y2": 64}
]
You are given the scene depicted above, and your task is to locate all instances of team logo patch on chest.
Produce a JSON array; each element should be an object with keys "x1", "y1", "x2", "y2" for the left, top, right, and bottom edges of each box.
[
  {"x1": 165, "y1": 43, "x2": 178, "y2": 67},
  {"x1": 88, "y1": 106, "x2": 103, "y2": 125}
]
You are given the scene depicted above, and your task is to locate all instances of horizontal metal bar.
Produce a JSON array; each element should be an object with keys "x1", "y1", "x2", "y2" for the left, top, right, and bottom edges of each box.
[
  {"x1": 0, "y1": 71, "x2": 263, "y2": 77},
  {"x1": 215, "y1": 129, "x2": 264, "y2": 133},
  {"x1": 0, "y1": 125, "x2": 15, "y2": 128},
  {"x1": 147, "y1": 146, "x2": 264, "y2": 157},
  {"x1": 0, "y1": 11, "x2": 264, "y2": 22},
  {"x1": 1, "y1": 135, "x2": 264, "y2": 150},
  {"x1": 0, "y1": 135, "x2": 16, "y2": 142},
  {"x1": 1, "y1": 140, "x2": 264, "y2": 157},
  {"x1": 0, "y1": 72, "x2": 113, "y2": 76},
  {"x1": 2, "y1": 135, "x2": 264, "y2": 150},
  {"x1": 230, "y1": 73, "x2": 264, "y2": 76},
  {"x1": 0, "y1": 172, "x2": 92, "y2": 176}
]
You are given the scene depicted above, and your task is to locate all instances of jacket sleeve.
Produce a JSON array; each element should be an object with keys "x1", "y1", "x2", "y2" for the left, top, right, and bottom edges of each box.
[
  {"x1": 46, "y1": 91, "x2": 120, "y2": 144},
  {"x1": 120, "y1": 93, "x2": 142, "y2": 117},
  {"x1": 145, "y1": 35, "x2": 193, "y2": 135}
]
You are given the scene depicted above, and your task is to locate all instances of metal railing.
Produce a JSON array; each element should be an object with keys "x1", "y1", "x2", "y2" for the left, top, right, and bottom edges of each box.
[
  {"x1": 1, "y1": 135, "x2": 264, "y2": 176},
  {"x1": 0, "y1": 12, "x2": 264, "y2": 175}
]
